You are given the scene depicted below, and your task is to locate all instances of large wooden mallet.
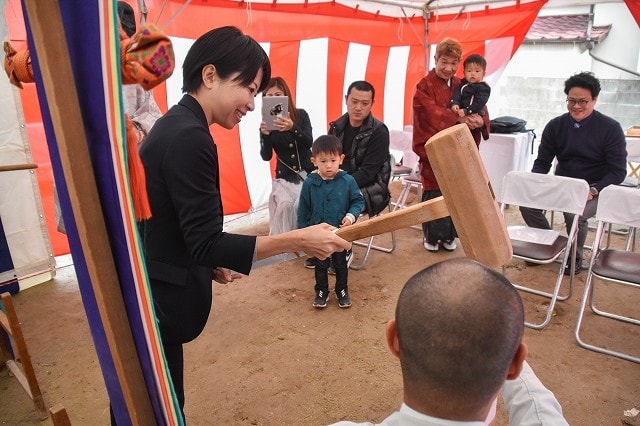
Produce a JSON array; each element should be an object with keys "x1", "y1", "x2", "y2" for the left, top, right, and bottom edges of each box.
[{"x1": 336, "y1": 124, "x2": 512, "y2": 268}]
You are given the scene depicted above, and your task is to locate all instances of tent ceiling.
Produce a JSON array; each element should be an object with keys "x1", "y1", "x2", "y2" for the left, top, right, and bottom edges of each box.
[{"x1": 202, "y1": 0, "x2": 625, "y2": 18}]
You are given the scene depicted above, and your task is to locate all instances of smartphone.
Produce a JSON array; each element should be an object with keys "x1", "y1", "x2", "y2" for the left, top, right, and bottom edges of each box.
[{"x1": 262, "y1": 96, "x2": 289, "y2": 131}]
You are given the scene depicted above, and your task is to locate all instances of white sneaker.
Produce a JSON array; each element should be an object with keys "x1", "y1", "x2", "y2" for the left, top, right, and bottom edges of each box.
[
  {"x1": 442, "y1": 240, "x2": 457, "y2": 251},
  {"x1": 423, "y1": 239, "x2": 439, "y2": 252}
]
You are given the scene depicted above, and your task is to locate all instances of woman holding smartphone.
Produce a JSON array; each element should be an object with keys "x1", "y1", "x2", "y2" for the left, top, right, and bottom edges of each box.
[{"x1": 259, "y1": 77, "x2": 315, "y2": 236}]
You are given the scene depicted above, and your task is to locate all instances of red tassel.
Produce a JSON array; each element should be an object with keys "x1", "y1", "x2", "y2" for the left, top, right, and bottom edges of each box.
[{"x1": 125, "y1": 115, "x2": 152, "y2": 220}]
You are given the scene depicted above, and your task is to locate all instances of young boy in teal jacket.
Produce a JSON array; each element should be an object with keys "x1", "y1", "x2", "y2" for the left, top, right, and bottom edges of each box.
[{"x1": 298, "y1": 135, "x2": 364, "y2": 308}]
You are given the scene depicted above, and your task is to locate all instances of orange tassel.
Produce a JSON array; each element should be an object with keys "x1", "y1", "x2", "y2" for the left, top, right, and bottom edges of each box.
[{"x1": 125, "y1": 115, "x2": 151, "y2": 220}]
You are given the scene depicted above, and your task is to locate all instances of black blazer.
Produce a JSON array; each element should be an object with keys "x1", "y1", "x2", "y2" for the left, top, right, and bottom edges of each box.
[{"x1": 139, "y1": 94, "x2": 255, "y2": 344}]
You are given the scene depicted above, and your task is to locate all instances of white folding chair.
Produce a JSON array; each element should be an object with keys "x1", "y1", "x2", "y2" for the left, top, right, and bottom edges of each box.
[
  {"x1": 389, "y1": 129, "x2": 421, "y2": 215},
  {"x1": 500, "y1": 171, "x2": 589, "y2": 329},
  {"x1": 350, "y1": 204, "x2": 397, "y2": 270},
  {"x1": 574, "y1": 185, "x2": 640, "y2": 363},
  {"x1": 390, "y1": 153, "x2": 412, "y2": 181},
  {"x1": 389, "y1": 130, "x2": 415, "y2": 182}
]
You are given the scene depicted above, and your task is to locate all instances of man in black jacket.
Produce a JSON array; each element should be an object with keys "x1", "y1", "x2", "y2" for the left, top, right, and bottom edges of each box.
[
  {"x1": 329, "y1": 80, "x2": 391, "y2": 218},
  {"x1": 305, "y1": 81, "x2": 390, "y2": 271}
]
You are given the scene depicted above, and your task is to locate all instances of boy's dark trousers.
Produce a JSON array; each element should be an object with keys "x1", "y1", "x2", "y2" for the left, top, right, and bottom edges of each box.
[{"x1": 314, "y1": 250, "x2": 348, "y2": 293}]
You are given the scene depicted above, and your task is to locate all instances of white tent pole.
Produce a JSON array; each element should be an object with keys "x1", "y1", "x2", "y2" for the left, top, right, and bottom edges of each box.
[
  {"x1": 137, "y1": 0, "x2": 148, "y2": 24},
  {"x1": 362, "y1": 0, "x2": 540, "y2": 12},
  {"x1": 361, "y1": 0, "x2": 425, "y2": 10},
  {"x1": 423, "y1": 7, "x2": 430, "y2": 75}
]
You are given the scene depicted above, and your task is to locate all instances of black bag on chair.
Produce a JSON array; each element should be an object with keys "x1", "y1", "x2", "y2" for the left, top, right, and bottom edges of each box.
[{"x1": 490, "y1": 116, "x2": 527, "y2": 134}]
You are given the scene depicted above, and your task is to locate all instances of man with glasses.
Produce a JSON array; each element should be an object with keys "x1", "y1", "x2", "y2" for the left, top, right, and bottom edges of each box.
[{"x1": 520, "y1": 71, "x2": 627, "y2": 275}]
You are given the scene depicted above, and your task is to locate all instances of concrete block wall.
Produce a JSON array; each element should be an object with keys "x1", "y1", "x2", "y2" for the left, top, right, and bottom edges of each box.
[{"x1": 488, "y1": 76, "x2": 640, "y2": 137}]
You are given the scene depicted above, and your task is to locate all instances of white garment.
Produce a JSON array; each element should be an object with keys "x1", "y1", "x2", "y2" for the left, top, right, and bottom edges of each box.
[
  {"x1": 122, "y1": 84, "x2": 163, "y2": 137},
  {"x1": 330, "y1": 361, "x2": 568, "y2": 426},
  {"x1": 268, "y1": 178, "x2": 303, "y2": 235},
  {"x1": 502, "y1": 361, "x2": 569, "y2": 426},
  {"x1": 330, "y1": 404, "x2": 486, "y2": 426}
]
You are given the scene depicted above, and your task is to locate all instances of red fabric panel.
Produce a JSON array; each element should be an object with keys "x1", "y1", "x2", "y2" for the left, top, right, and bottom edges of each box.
[
  {"x1": 269, "y1": 41, "x2": 301, "y2": 101},
  {"x1": 151, "y1": 82, "x2": 168, "y2": 113},
  {"x1": 326, "y1": 38, "x2": 349, "y2": 131},
  {"x1": 212, "y1": 127, "x2": 252, "y2": 213},
  {"x1": 364, "y1": 46, "x2": 390, "y2": 121},
  {"x1": 149, "y1": 0, "x2": 544, "y2": 47},
  {"x1": 266, "y1": 41, "x2": 301, "y2": 177},
  {"x1": 625, "y1": 0, "x2": 640, "y2": 27},
  {"x1": 153, "y1": 0, "x2": 421, "y2": 45}
]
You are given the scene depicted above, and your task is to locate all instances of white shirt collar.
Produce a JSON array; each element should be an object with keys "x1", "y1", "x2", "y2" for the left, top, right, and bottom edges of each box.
[{"x1": 399, "y1": 403, "x2": 487, "y2": 426}]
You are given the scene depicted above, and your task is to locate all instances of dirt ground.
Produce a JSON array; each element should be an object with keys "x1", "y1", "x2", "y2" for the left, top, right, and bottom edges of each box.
[{"x1": 1, "y1": 182, "x2": 639, "y2": 425}]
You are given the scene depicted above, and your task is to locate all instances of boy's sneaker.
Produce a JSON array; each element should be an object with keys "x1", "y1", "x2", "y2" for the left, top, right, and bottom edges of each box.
[
  {"x1": 305, "y1": 258, "x2": 315, "y2": 269},
  {"x1": 313, "y1": 289, "x2": 329, "y2": 308},
  {"x1": 442, "y1": 240, "x2": 457, "y2": 251},
  {"x1": 336, "y1": 289, "x2": 352, "y2": 308},
  {"x1": 423, "y1": 238, "x2": 439, "y2": 252},
  {"x1": 346, "y1": 249, "x2": 354, "y2": 268}
]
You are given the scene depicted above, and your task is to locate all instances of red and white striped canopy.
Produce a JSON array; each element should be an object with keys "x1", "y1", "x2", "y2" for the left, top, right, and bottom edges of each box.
[{"x1": 147, "y1": 0, "x2": 545, "y2": 213}]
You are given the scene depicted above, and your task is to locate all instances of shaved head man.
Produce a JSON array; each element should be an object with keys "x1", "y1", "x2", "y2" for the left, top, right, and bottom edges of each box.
[
  {"x1": 332, "y1": 258, "x2": 568, "y2": 425},
  {"x1": 392, "y1": 258, "x2": 525, "y2": 420}
]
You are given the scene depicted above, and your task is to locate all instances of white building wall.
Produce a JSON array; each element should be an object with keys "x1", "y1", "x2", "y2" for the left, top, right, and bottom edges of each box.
[{"x1": 487, "y1": 2, "x2": 640, "y2": 134}]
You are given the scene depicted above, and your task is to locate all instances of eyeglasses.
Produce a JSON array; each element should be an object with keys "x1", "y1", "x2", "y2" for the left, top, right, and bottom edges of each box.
[{"x1": 566, "y1": 98, "x2": 591, "y2": 107}]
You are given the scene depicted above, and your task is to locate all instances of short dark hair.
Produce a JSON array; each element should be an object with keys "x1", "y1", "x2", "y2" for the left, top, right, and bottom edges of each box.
[
  {"x1": 396, "y1": 259, "x2": 524, "y2": 414},
  {"x1": 117, "y1": 1, "x2": 136, "y2": 37},
  {"x1": 564, "y1": 71, "x2": 601, "y2": 98},
  {"x1": 181, "y1": 26, "x2": 271, "y2": 94},
  {"x1": 346, "y1": 80, "x2": 375, "y2": 102},
  {"x1": 464, "y1": 54, "x2": 487, "y2": 72},
  {"x1": 312, "y1": 135, "x2": 342, "y2": 157}
]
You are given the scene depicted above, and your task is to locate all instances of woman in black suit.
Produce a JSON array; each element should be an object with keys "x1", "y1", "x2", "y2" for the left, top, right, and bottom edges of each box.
[{"x1": 139, "y1": 26, "x2": 349, "y2": 418}]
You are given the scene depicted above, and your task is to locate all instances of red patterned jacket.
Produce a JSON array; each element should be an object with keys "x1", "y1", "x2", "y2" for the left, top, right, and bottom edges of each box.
[{"x1": 412, "y1": 69, "x2": 489, "y2": 190}]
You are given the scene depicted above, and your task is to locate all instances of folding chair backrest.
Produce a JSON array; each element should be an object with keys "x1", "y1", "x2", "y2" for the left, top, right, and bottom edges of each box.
[
  {"x1": 389, "y1": 129, "x2": 419, "y2": 172},
  {"x1": 596, "y1": 185, "x2": 640, "y2": 227},
  {"x1": 501, "y1": 171, "x2": 589, "y2": 215}
]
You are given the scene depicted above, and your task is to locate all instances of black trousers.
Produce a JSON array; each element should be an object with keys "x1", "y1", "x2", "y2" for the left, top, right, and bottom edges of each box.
[
  {"x1": 421, "y1": 189, "x2": 457, "y2": 244},
  {"x1": 314, "y1": 250, "x2": 348, "y2": 293},
  {"x1": 110, "y1": 341, "x2": 185, "y2": 425}
]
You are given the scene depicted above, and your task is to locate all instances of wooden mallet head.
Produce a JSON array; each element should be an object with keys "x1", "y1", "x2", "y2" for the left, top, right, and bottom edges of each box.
[{"x1": 336, "y1": 124, "x2": 512, "y2": 268}]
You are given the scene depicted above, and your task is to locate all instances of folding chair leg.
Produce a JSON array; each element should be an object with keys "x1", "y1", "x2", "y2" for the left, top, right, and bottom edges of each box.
[
  {"x1": 350, "y1": 231, "x2": 396, "y2": 270},
  {"x1": 391, "y1": 182, "x2": 412, "y2": 212},
  {"x1": 575, "y1": 272, "x2": 640, "y2": 363},
  {"x1": 0, "y1": 292, "x2": 48, "y2": 419},
  {"x1": 588, "y1": 278, "x2": 640, "y2": 326},
  {"x1": 511, "y1": 238, "x2": 579, "y2": 330}
]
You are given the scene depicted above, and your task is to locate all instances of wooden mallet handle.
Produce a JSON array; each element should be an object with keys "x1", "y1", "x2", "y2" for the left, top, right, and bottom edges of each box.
[
  {"x1": 0, "y1": 163, "x2": 38, "y2": 172},
  {"x1": 335, "y1": 197, "x2": 448, "y2": 242},
  {"x1": 335, "y1": 123, "x2": 512, "y2": 268}
]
